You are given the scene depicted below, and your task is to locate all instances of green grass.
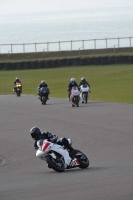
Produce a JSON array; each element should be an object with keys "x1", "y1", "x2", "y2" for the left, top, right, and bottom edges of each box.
[{"x1": 0, "y1": 64, "x2": 133, "y2": 104}]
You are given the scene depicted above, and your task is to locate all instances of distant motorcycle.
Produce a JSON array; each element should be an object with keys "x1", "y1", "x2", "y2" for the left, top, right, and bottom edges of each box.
[
  {"x1": 70, "y1": 86, "x2": 80, "y2": 107},
  {"x1": 39, "y1": 87, "x2": 50, "y2": 105},
  {"x1": 15, "y1": 83, "x2": 22, "y2": 97},
  {"x1": 79, "y1": 84, "x2": 90, "y2": 104},
  {"x1": 36, "y1": 139, "x2": 89, "y2": 172}
]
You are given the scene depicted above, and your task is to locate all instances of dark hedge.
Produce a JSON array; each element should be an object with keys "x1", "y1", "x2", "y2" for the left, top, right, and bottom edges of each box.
[{"x1": 0, "y1": 55, "x2": 133, "y2": 70}]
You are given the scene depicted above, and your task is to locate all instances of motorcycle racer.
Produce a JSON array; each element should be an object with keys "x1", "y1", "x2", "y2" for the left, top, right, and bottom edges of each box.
[
  {"x1": 13, "y1": 77, "x2": 22, "y2": 92},
  {"x1": 79, "y1": 77, "x2": 90, "y2": 88},
  {"x1": 68, "y1": 78, "x2": 79, "y2": 100},
  {"x1": 37, "y1": 80, "x2": 49, "y2": 100},
  {"x1": 30, "y1": 126, "x2": 76, "y2": 156}
]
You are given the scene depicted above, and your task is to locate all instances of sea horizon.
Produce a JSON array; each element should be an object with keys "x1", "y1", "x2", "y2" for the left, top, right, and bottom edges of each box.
[{"x1": 0, "y1": 6, "x2": 133, "y2": 53}]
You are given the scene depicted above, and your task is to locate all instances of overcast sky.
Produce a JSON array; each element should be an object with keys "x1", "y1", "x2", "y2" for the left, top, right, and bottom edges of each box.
[{"x1": 0, "y1": 0, "x2": 133, "y2": 13}]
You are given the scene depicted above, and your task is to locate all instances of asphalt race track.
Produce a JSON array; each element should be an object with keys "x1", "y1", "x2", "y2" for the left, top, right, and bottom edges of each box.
[{"x1": 0, "y1": 95, "x2": 133, "y2": 200}]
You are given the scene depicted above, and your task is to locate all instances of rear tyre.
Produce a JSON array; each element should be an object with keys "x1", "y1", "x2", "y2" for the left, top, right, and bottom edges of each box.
[
  {"x1": 42, "y1": 96, "x2": 47, "y2": 105},
  {"x1": 46, "y1": 155, "x2": 65, "y2": 172}
]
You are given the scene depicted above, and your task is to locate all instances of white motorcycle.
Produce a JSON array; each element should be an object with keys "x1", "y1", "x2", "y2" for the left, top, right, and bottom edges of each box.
[
  {"x1": 70, "y1": 86, "x2": 80, "y2": 107},
  {"x1": 79, "y1": 84, "x2": 90, "y2": 104},
  {"x1": 36, "y1": 139, "x2": 89, "y2": 172}
]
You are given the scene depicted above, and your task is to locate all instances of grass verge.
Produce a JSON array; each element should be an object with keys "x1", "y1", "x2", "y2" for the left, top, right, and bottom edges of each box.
[
  {"x1": 0, "y1": 64, "x2": 133, "y2": 104},
  {"x1": 0, "y1": 47, "x2": 133, "y2": 62}
]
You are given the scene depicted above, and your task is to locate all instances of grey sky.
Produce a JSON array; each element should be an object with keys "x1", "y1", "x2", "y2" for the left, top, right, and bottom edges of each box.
[{"x1": 0, "y1": 0, "x2": 133, "y2": 13}]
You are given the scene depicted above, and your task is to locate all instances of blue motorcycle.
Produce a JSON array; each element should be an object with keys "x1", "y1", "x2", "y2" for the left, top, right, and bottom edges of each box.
[{"x1": 38, "y1": 87, "x2": 50, "y2": 105}]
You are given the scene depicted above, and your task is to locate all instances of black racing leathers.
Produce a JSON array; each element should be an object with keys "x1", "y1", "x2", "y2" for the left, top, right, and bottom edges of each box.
[
  {"x1": 14, "y1": 80, "x2": 22, "y2": 85},
  {"x1": 34, "y1": 131, "x2": 56, "y2": 149},
  {"x1": 39, "y1": 83, "x2": 48, "y2": 88},
  {"x1": 79, "y1": 81, "x2": 90, "y2": 88},
  {"x1": 34, "y1": 131, "x2": 75, "y2": 155}
]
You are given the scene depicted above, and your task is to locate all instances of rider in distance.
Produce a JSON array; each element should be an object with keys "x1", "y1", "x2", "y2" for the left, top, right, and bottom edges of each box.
[{"x1": 67, "y1": 78, "x2": 79, "y2": 101}]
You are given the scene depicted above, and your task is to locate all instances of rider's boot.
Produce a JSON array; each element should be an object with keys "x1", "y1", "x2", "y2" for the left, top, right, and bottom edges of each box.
[
  {"x1": 67, "y1": 144, "x2": 77, "y2": 158},
  {"x1": 38, "y1": 93, "x2": 41, "y2": 99},
  {"x1": 81, "y1": 93, "x2": 84, "y2": 103},
  {"x1": 47, "y1": 164, "x2": 51, "y2": 168}
]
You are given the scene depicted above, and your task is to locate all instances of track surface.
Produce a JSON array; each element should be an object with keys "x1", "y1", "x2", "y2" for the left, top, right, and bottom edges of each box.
[{"x1": 0, "y1": 95, "x2": 133, "y2": 200}]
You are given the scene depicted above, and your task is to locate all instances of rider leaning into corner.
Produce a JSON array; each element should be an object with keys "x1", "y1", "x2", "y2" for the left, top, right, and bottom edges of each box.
[
  {"x1": 67, "y1": 78, "x2": 79, "y2": 101},
  {"x1": 30, "y1": 126, "x2": 77, "y2": 158},
  {"x1": 37, "y1": 80, "x2": 49, "y2": 100}
]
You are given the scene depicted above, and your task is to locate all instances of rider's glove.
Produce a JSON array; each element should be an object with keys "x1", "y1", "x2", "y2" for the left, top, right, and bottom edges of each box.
[{"x1": 51, "y1": 135, "x2": 58, "y2": 143}]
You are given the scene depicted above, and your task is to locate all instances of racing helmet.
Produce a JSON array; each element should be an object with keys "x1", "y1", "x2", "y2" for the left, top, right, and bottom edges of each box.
[
  {"x1": 70, "y1": 78, "x2": 76, "y2": 84},
  {"x1": 15, "y1": 77, "x2": 20, "y2": 81},
  {"x1": 81, "y1": 77, "x2": 86, "y2": 83},
  {"x1": 30, "y1": 126, "x2": 41, "y2": 140},
  {"x1": 41, "y1": 80, "x2": 46, "y2": 84}
]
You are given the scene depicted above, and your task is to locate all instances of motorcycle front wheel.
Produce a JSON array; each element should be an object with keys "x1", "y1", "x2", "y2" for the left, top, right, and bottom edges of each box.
[
  {"x1": 46, "y1": 155, "x2": 65, "y2": 172},
  {"x1": 74, "y1": 97, "x2": 79, "y2": 107},
  {"x1": 42, "y1": 96, "x2": 47, "y2": 105},
  {"x1": 84, "y1": 94, "x2": 88, "y2": 104},
  {"x1": 16, "y1": 90, "x2": 21, "y2": 97}
]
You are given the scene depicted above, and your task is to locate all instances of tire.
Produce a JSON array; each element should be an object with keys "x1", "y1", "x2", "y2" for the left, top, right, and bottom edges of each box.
[
  {"x1": 71, "y1": 98, "x2": 75, "y2": 107},
  {"x1": 16, "y1": 90, "x2": 21, "y2": 97},
  {"x1": 85, "y1": 94, "x2": 88, "y2": 104},
  {"x1": 75, "y1": 150, "x2": 89, "y2": 169},
  {"x1": 46, "y1": 154, "x2": 65, "y2": 172},
  {"x1": 42, "y1": 96, "x2": 47, "y2": 105},
  {"x1": 75, "y1": 97, "x2": 79, "y2": 107}
]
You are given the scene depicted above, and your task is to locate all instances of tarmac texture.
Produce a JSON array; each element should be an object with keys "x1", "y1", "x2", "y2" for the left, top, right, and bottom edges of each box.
[{"x1": 0, "y1": 95, "x2": 133, "y2": 200}]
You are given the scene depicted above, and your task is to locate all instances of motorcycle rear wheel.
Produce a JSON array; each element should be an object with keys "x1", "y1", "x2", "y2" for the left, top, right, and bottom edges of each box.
[{"x1": 46, "y1": 155, "x2": 65, "y2": 172}]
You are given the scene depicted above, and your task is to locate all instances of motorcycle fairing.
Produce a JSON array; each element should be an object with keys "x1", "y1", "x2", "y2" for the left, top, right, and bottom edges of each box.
[
  {"x1": 80, "y1": 85, "x2": 89, "y2": 92},
  {"x1": 71, "y1": 86, "x2": 80, "y2": 97},
  {"x1": 42, "y1": 141, "x2": 51, "y2": 152},
  {"x1": 36, "y1": 140, "x2": 72, "y2": 166},
  {"x1": 49, "y1": 143, "x2": 72, "y2": 166}
]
